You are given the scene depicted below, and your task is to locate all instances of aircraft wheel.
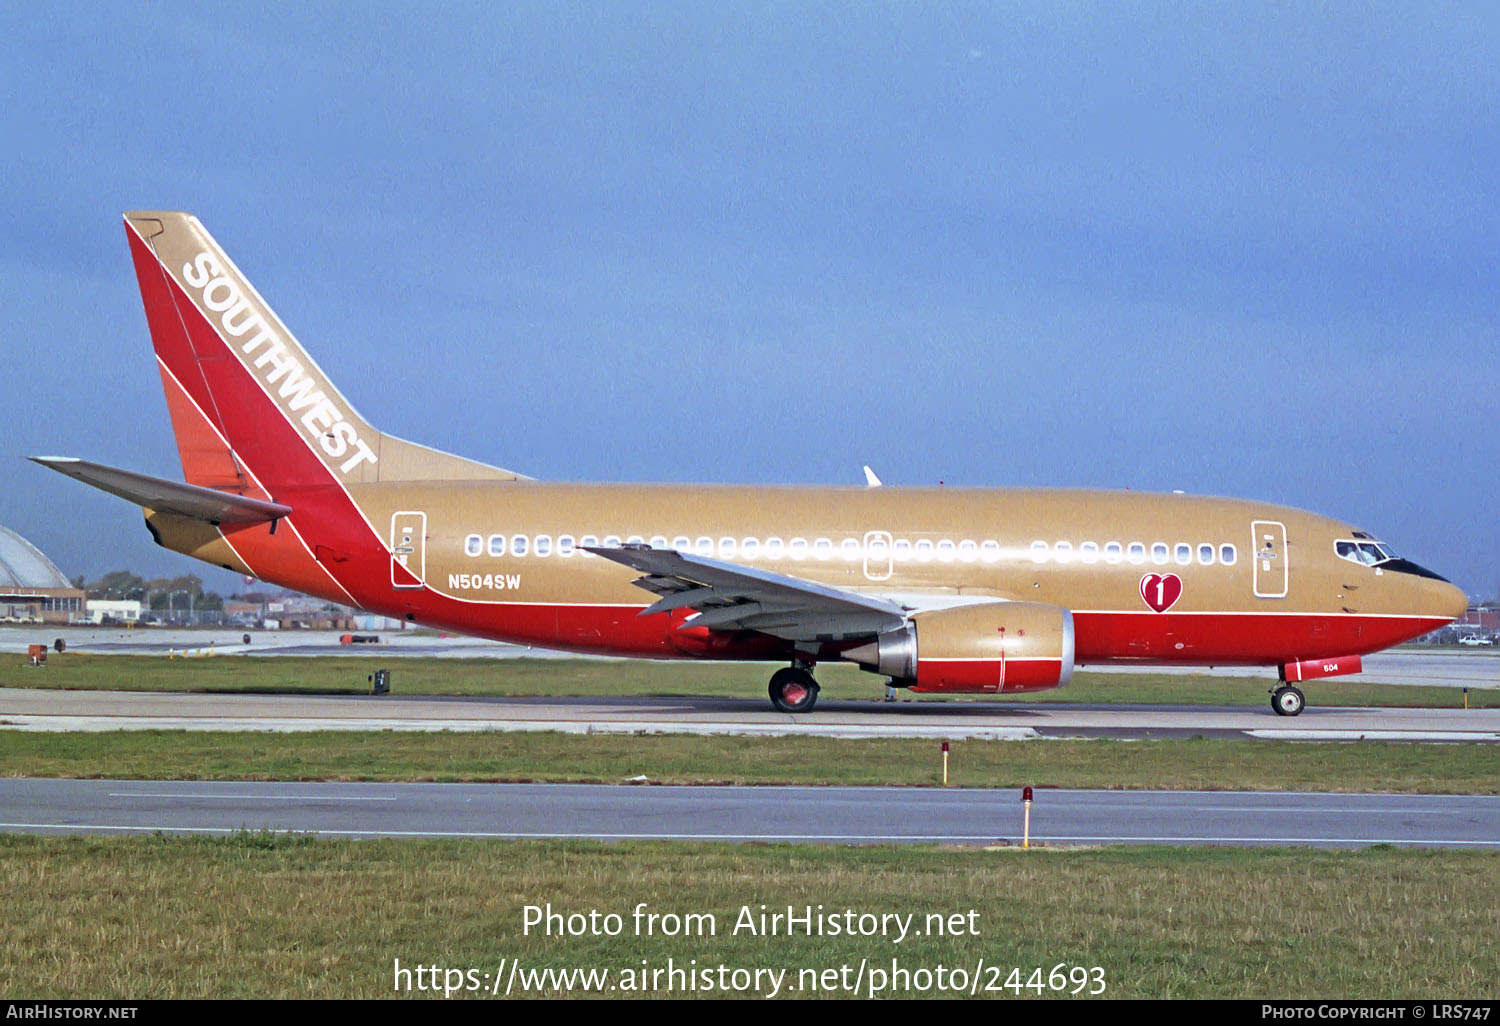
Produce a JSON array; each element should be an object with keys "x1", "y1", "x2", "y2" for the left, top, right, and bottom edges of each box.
[
  {"x1": 769, "y1": 667, "x2": 819, "y2": 713},
  {"x1": 1272, "y1": 685, "x2": 1305, "y2": 717}
]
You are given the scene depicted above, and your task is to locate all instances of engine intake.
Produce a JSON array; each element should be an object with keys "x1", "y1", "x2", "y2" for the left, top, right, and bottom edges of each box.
[{"x1": 843, "y1": 601, "x2": 1075, "y2": 694}]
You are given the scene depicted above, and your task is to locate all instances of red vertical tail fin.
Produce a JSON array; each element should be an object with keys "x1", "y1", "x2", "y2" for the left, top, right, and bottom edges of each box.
[
  {"x1": 125, "y1": 212, "x2": 384, "y2": 495},
  {"x1": 124, "y1": 212, "x2": 526, "y2": 494}
]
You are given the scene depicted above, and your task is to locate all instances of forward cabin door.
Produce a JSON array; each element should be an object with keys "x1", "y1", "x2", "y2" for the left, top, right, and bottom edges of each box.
[
  {"x1": 1251, "y1": 520, "x2": 1288, "y2": 598},
  {"x1": 391, "y1": 511, "x2": 427, "y2": 589}
]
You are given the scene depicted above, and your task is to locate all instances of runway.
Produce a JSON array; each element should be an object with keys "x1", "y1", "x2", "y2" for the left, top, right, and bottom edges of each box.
[
  {"x1": 3, "y1": 778, "x2": 1496, "y2": 849},
  {"x1": 2, "y1": 687, "x2": 1498, "y2": 742}
]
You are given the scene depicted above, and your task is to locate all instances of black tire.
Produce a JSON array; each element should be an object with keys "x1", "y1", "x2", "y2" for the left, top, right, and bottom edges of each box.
[
  {"x1": 1272, "y1": 685, "x2": 1305, "y2": 717},
  {"x1": 769, "y1": 667, "x2": 819, "y2": 713}
]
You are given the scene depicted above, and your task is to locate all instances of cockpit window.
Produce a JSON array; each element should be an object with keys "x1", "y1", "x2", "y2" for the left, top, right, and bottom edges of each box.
[{"x1": 1335, "y1": 539, "x2": 1395, "y2": 566}]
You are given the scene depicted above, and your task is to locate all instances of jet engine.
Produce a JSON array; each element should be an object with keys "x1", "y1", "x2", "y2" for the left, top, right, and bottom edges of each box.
[{"x1": 843, "y1": 601, "x2": 1075, "y2": 694}]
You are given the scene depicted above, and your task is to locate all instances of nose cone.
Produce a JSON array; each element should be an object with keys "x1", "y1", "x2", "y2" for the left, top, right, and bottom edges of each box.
[{"x1": 1426, "y1": 579, "x2": 1469, "y2": 622}]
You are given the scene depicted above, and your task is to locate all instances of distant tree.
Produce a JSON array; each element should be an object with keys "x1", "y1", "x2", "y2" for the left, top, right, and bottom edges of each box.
[
  {"x1": 88, "y1": 570, "x2": 145, "y2": 601},
  {"x1": 198, "y1": 592, "x2": 224, "y2": 612},
  {"x1": 143, "y1": 578, "x2": 171, "y2": 610},
  {"x1": 165, "y1": 575, "x2": 203, "y2": 596}
]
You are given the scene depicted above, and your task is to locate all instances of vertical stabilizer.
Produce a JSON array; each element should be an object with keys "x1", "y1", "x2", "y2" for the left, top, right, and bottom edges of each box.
[{"x1": 124, "y1": 212, "x2": 526, "y2": 492}]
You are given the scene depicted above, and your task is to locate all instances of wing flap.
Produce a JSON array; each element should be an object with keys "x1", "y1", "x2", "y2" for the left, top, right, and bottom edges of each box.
[
  {"x1": 30, "y1": 457, "x2": 292, "y2": 525},
  {"x1": 586, "y1": 545, "x2": 907, "y2": 642}
]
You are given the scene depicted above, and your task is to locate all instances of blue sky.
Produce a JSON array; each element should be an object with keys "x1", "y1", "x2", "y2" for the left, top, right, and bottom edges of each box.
[{"x1": 2, "y1": 2, "x2": 1496, "y2": 597}]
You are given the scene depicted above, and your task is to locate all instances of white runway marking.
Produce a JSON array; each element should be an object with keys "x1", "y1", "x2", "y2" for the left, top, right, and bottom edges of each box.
[
  {"x1": 0, "y1": 714, "x2": 1041, "y2": 740},
  {"x1": 1244, "y1": 730, "x2": 1500, "y2": 742}
]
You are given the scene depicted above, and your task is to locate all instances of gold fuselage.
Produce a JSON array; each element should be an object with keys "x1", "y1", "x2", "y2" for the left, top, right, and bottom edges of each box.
[{"x1": 171, "y1": 479, "x2": 1456, "y2": 666}]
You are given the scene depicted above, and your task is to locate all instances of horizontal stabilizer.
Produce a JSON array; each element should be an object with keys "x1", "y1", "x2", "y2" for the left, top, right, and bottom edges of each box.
[{"x1": 30, "y1": 457, "x2": 292, "y2": 525}]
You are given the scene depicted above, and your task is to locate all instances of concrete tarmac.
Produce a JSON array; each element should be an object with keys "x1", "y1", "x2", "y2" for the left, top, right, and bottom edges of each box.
[
  {"x1": 2, "y1": 687, "x2": 1498, "y2": 741},
  {"x1": 3, "y1": 778, "x2": 1496, "y2": 849}
]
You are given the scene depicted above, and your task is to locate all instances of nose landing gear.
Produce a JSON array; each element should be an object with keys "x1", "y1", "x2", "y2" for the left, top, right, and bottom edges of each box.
[
  {"x1": 1271, "y1": 683, "x2": 1305, "y2": 716},
  {"x1": 769, "y1": 664, "x2": 819, "y2": 713}
]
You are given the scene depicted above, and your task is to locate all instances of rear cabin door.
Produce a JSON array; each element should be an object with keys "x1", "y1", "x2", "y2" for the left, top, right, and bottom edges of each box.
[
  {"x1": 1251, "y1": 520, "x2": 1288, "y2": 598},
  {"x1": 391, "y1": 511, "x2": 426, "y2": 589}
]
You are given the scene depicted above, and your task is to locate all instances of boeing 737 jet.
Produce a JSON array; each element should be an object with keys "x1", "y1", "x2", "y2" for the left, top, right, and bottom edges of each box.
[{"x1": 33, "y1": 213, "x2": 1467, "y2": 715}]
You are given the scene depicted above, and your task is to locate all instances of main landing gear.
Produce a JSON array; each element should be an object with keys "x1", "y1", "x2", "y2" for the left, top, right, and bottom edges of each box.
[
  {"x1": 1271, "y1": 683, "x2": 1306, "y2": 717},
  {"x1": 769, "y1": 664, "x2": 819, "y2": 713}
]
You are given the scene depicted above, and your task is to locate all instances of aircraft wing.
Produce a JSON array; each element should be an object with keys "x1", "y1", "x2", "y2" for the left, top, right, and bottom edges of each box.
[
  {"x1": 30, "y1": 457, "x2": 292, "y2": 525},
  {"x1": 584, "y1": 545, "x2": 908, "y2": 642}
]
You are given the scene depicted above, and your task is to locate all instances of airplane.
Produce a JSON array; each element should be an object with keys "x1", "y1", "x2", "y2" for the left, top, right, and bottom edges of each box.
[{"x1": 33, "y1": 212, "x2": 1468, "y2": 716}]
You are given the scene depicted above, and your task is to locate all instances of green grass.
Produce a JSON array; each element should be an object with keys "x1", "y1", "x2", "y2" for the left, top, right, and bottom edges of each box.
[
  {"x1": 6, "y1": 731, "x2": 1500, "y2": 793},
  {"x1": 3, "y1": 653, "x2": 1494, "y2": 707},
  {"x1": 2, "y1": 834, "x2": 1495, "y2": 999}
]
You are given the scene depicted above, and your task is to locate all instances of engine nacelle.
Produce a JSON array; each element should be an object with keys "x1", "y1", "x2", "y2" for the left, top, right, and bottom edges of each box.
[{"x1": 843, "y1": 601, "x2": 1075, "y2": 694}]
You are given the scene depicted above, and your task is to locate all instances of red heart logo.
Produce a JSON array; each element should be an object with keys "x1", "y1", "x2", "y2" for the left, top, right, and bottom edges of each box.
[{"x1": 1139, "y1": 573, "x2": 1182, "y2": 613}]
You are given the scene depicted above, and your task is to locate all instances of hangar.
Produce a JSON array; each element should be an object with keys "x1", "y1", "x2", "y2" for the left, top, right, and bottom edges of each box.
[{"x1": 0, "y1": 526, "x2": 84, "y2": 624}]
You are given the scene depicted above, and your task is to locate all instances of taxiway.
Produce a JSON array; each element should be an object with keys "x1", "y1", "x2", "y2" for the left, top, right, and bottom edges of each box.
[{"x1": 3, "y1": 778, "x2": 1495, "y2": 849}]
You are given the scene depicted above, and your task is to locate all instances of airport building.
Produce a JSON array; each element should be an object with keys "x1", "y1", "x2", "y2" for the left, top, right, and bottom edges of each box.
[
  {"x1": 85, "y1": 599, "x2": 143, "y2": 624},
  {"x1": 0, "y1": 526, "x2": 85, "y2": 624}
]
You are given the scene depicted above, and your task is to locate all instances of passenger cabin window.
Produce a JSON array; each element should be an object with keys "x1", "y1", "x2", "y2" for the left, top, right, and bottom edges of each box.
[
  {"x1": 1104, "y1": 541, "x2": 1123, "y2": 564},
  {"x1": 603, "y1": 535, "x2": 621, "y2": 548},
  {"x1": 1053, "y1": 541, "x2": 1073, "y2": 563},
  {"x1": 742, "y1": 538, "x2": 760, "y2": 559},
  {"x1": 1151, "y1": 543, "x2": 1169, "y2": 565},
  {"x1": 936, "y1": 539, "x2": 955, "y2": 562},
  {"x1": 558, "y1": 536, "x2": 575, "y2": 557},
  {"x1": 894, "y1": 538, "x2": 912, "y2": 561},
  {"x1": 650, "y1": 536, "x2": 668, "y2": 550},
  {"x1": 1031, "y1": 541, "x2": 1049, "y2": 563},
  {"x1": 534, "y1": 535, "x2": 552, "y2": 557},
  {"x1": 1175, "y1": 543, "x2": 1192, "y2": 566},
  {"x1": 488, "y1": 534, "x2": 506, "y2": 557},
  {"x1": 1080, "y1": 541, "x2": 1099, "y2": 564},
  {"x1": 511, "y1": 534, "x2": 528, "y2": 557},
  {"x1": 1128, "y1": 542, "x2": 1147, "y2": 565},
  {"x1": 673, "y1": 536, "x2": 691, "y2": 552},
  {"x1": 696, "y1": 537, "x2": 714, "y2": 556},
  {"x1": 915, "y1": 539, "x2": 934, "y2": 562},
  {"x1": 841, "y1": 538, "x2": 861, "y2": 562},
  {"x1": 814, "y1": 539, "x2": 833, "y2": 560},
  {"x1": 958, "y1": 540, "x2": 977, "y2": 562},
  {"x1": 765, "y1": 537, "x2": 784, "y2": 558},
  {"x1": 719, "y1": 537, "x2": 737, "y2": 557},
  {"x1": 1197, "y1": 543, "x2": 1214, "y2": 565},
  {"x1": 1220, "y1": 544, "x2": 1236, "y2": 565},
  {"x1": 981, "y1": 539, "x2": 1000, "y2": 562},
  {"x1": 789, "y1": 538, "x2": 808, "y2": 559},
  {"x1": 465, "y1": 534, "x2": 482, "y2": 557},
  {"x1": 580, "y1": 535, "x2": 599, "y2": 554}
]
